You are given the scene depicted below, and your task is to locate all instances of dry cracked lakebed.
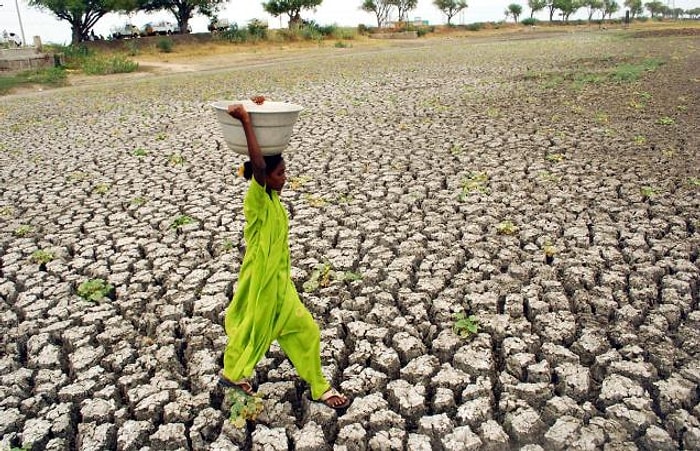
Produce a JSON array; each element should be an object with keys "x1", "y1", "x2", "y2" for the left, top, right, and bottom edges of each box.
[{"x1": 0, "y1": 27, "x2": 699, "y2": 450}]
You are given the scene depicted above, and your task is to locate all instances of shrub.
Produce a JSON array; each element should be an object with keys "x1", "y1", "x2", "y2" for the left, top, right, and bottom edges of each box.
[
  {"x1": 466, "y1": 22, "x2": 484, "y2": 31},
  {"x1": 156, "y1": 37, "x2": 174, "y2": 53},
  {"x1": 522, "y1": 17, "x2": 539, "y2": 26}
]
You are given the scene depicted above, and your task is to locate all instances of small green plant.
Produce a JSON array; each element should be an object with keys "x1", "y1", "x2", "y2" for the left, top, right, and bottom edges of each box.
[
  {"x1": 656, "y1": 116, "x2": 675, "y2": 126},
  {"x1": 303, "y1": 262, "x2": 333, "y2": 293},
  {"x1": 14, "y1": 225, "x2": 33, "y2": 237},
  {"x1": 67, "y1": 171, "x2": 90, "y2": 182},
  {"x1": 460, "y1": 171, "x2": 489, "y2": 200},
  {"x1": 334, "y1": 40, "x2": 350, "y2": 48},
  {"x1": 77, "y1": 278, "x2": 114, "y2": 302},
  {"x1": 543, "y1": 241, "x2": 557, "y2": 264},
  {"x1": 497, "y1": 220, "x2": 518, "y2": 235},
  {"x1": 170, "y1": 215, "x2": 195, "y2": 229},
  {"x1": 133, "y1": 148, "x2": 148, "y2": 157},
  {"x1": 546, "y1": 153, "x2": 565, "y2": 163},
  {"x1": 0, "y1": 206, "x2": 14, "y2": 217},
  {"x1": 227, "y1": 389, "x2": 264, "y2": 428},
  {"x1": 168, "y1": 154, "x2": 186, "y2": 165},
  {"x1": 156, "y1": 132, "x2": 167, "y2": 141},
  {"x1": 304, "y1": 193, "x2": 327, "y2": 208},
  {"x1": 221, "y1": 238, "x2": 235, "y2": 252},
  {"x1": 633, "y1": 135, "x2": 647, "y2": 145},
  {"x1": 640, "y1": 186, "x2": 660, "y2": 199},
  {"x1": 30, "y1": 249, "x2": 55, "y2": 265},
  {"x1": 289, "y1": 176, "x2": 311, "y2": 190},
  {"x1": 131, "y1": 196, "x2": 147, "y2": 206},
  {"x1": 303, "y1": 261, "x2": 361, "y2": 293},
  {"x1": 450, "y1": 144, "x2": 463, "y2": 155},
  {"x1": 93, "y1": 183, "x2": 110, "y2": 195},
  {"x1": 594, "y1": 112, "x2": 609, "y2": 124},
  {"x1": 688, "y1": 177, "x2": 700, "y2": 187},
  {"x1": 453, "y1": 312, "x2": 479, "y2": 339},
  {"x1": 538, "y1": 171, "x2": 560, "y2": 182}
]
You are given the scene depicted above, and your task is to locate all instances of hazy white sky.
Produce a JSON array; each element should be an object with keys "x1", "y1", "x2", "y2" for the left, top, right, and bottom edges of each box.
[{"x1": 1, "y1": 0, "x2": 698, "y2": 45}]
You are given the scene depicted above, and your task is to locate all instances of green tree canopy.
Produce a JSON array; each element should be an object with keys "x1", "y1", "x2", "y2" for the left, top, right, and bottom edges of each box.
[
  {"x1": 553, "y1": 0, "x2": 582, "y2": 21},
  {"x1": 602, "y1": 0, "x2": 619, "y2": 19},
  {"x1": 433, "y1": 0, "x2": 468, "y2": 25},
  {"x1": 528, "y1": 0, "x2": 547, "y2": 17},
  {"x1": 388, "y1": 0, "x2": 418, "y2": 22},
  {"x1": 624, "y1": 0, "x2": 643, "y2": 18},
  {"x1": 583, "y1": 0, "x2": 603, "y2": 20},
  {"x1": 361, "y1": 0, "x2": 393, "y2": 27},
  {"x1": 29, "y1": 0, "x2": 136, "y2": 44},
  {"x1": 139, "y1": 0, "x2": 225, "y2": 34},
  {"x1": 506, "y1": 3, "x2": 523, "y2": 22},
  {"x1": 644, "y1": 0, "x2": 664, "y2": 17},
  {"x1": 262, "y1": 0, "x2": 323, "y2": 28}
]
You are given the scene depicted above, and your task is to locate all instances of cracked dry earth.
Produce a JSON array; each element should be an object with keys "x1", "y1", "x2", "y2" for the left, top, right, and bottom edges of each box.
[{"x1": 1, "y1": 29, "x2": 699, "y2": 451}]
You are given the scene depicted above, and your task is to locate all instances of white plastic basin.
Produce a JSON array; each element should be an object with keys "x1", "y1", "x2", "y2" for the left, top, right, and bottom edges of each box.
[{"x1": 211, "y1": 100, "x2": 304, "y2": 155}]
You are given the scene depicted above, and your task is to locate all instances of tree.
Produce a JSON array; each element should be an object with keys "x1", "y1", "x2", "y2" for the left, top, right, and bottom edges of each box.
[
  {"x1": 506, "y1": 3, "x2": 523, "y2": 22},
  {"x1": 433, "y1": 0, "x2": 468, "y2": 25},
  {"x1": 388, "y1": 0, "x2": 418, "y2": 22},
  {"x1": 528, "y1": 0, "x2": 547, "y2": 17},
  {"x1": 361, "y1": 0, "x2": 393, "y2": 27},
  {"x1": 29, "y1": 0, "x2": 136, "y2": 44},
  {"x1": 583, "y1": 0, "x2": 603, "y2": 20},
  {"x1": 262, "y1": 0, "x2": 323, "y2": 28},
  {"x1": 553, "y1": 0, "x2": 581, "y2": 21},
  {"x1": 624, "y1": 0, "x2": 642, "y2": 18},
  {"x1": 139, "y1": 0, "x2": 224, "y2": 34},
  {"x1": 547, "y1": 0, "x2": 556, "y2": 20},
  {"x1": 644, "y1": 0, "x2": 664, "y2": 18},
  {"x1": 602, "y1": 0, "x2": 619, "y2": 19}
]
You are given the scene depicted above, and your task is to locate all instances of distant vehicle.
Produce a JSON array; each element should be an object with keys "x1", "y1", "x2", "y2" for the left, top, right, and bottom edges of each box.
[
  {"x1": 141, "y1": 21, "x2": 176, "y2": 37},
  {"x1": 208, "y1": 19, "x2": 231, "y2": 32},
  {"x1": 110, "y1": 24, "x2": 140, "y2": 39}
]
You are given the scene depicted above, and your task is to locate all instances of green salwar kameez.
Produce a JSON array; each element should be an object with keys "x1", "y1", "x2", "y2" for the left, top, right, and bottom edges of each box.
[{"x1": 223, "y1": 179, "x2": 331, "y2": 400}]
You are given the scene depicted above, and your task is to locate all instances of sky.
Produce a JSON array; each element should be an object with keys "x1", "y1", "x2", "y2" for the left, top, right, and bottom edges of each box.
[{"x1": 1, "y1": 0, "x2": 698, "y2": 45}]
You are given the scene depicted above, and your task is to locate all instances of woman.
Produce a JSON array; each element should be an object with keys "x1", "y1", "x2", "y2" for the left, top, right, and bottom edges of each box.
[{"x1": 219, "y1": 103, "x2": 350, "y2": 410}]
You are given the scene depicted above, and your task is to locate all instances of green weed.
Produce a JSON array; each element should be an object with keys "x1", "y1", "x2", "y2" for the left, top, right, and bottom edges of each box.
[
  {"x1": 496, "y1": 220, "x2": 518, "y2": 235},
  {"x1": 77, "y1": 279, "x2": 114, "y2": 302},
  {"x1": 170, "y1": 215, "x2": 195, "y2": 229},
  {"x1": 30, "y1": 250, "x2": 55, "y2": 265},
  {"x1": 453, "y1": 312, "x2": 479, "y2": 339},
  {"x1": 14, "y1": 225, "x2": 32, "y2": 237},
  {"x1": 227, "y1": 389, "x2": 264, "y2": 428}
]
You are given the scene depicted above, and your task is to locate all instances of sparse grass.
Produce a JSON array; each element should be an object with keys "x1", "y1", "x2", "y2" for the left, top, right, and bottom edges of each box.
[
  {"x1": 0, "y1": 67, "x2": 67, "y2": 94},
  {"x1": 133, "y1": 148, "x2": 148, "y2": 157},
  {"x1": 656, "y1": 116, "x2": 675, "y2": 125},
  {"x1": 170, "y1": 215, "x2": 195, "y2": 229},
  {"x1": 611, "y1": 58, "x2": 664, "y2": 83},
  {"x1": 303, "y1": 261, "x2": 362, "y2": 293}
]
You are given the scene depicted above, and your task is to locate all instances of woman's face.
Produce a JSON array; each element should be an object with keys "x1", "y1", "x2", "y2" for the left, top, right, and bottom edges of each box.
[{"x1": 266, "y1": 161, "x2": 286, "y2": 192}]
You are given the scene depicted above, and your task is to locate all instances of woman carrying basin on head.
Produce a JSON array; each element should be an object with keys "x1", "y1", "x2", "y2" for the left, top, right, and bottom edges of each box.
[{"x1": 219, "y1": 101, "x2": 350, "y2": 410}]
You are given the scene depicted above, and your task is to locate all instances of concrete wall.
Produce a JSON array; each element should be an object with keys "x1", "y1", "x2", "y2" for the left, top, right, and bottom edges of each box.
[{"x1": 0, "y1": 48, "x2": 54, "y2": 72}]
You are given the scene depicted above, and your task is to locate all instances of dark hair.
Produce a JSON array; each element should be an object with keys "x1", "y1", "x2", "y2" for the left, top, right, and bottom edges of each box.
[{"x1": 242, "y1": 154, "x2": 283, "y2": 180}]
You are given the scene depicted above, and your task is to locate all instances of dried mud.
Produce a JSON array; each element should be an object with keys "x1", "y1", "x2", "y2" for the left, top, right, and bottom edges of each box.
[{"x1": 0, "y1": 29, "x2": 699, "y2": 450}]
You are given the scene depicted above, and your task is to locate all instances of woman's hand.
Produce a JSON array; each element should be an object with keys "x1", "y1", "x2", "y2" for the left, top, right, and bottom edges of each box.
[{"x1": 227, "y1": 104, "x2": 249, "y2": 123}]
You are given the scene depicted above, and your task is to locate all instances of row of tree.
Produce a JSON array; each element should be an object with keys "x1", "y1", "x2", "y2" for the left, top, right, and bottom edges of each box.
[{"x1": 28, "y1": 0, "x2": 700, "y2": 46}]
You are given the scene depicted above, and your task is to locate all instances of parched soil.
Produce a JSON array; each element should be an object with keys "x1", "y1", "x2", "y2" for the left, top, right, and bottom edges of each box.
[{"x1": 0, "y1": 28, "x2": 699, "y2": 450}]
